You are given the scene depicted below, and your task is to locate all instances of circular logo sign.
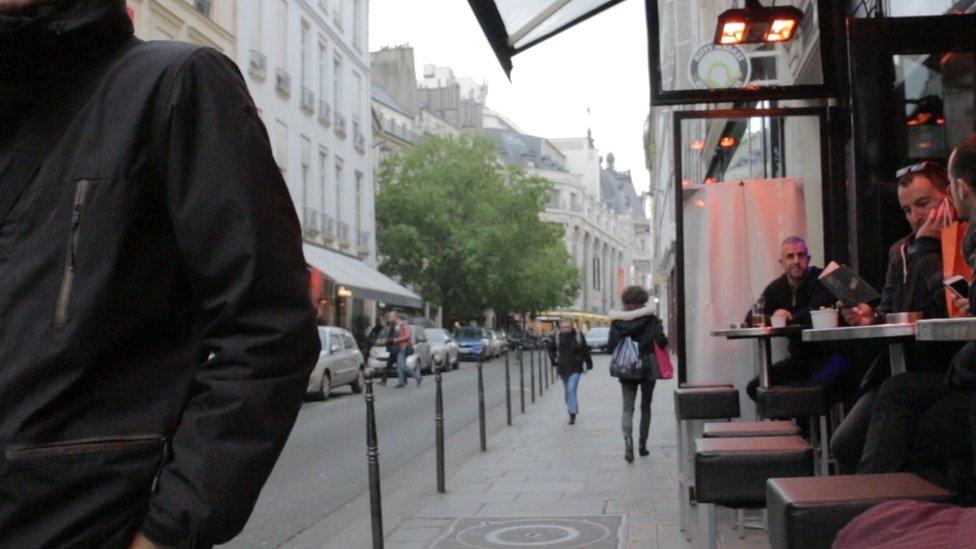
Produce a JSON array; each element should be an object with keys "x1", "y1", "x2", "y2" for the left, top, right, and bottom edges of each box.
[{"x1": 688, "y1": 44, "x2": 751, "y2": 90}]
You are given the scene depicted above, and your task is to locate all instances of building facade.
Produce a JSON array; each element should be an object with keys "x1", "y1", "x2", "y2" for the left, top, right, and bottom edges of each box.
[{"x1": 126, "y1": 0, "x2": 236, "y2": 55}]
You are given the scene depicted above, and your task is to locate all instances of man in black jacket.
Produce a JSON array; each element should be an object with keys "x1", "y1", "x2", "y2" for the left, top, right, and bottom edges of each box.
[
  {"x1": 0, "y1": 2, "x2": 319, "y2": 547},
  {"x1": 853, "y1": 135, "x2": 976, "y2": 492},
  {"x1": 743, "y1": 236, "x2": 837, "y2": 400},
  {"x1": 830, "y1": 162, "x2": 960, "y2": 473}
]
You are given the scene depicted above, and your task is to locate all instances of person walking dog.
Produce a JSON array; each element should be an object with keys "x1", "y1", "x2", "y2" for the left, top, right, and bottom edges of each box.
[
  {"x1": 548, "y1": 318, "x2": 593, "y2": 425},
  {"x1": 608, "y1": 286, "x2": 670, "y2": 463}
]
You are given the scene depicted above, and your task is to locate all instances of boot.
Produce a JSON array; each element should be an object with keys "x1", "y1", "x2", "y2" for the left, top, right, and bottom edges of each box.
[
  {"x1": 624, "y1": 436, "x2": 634, "y2": 463},
  {"x1": 639, "y1": 440, "x2": 649, "y2": 457},
  {"x1": 568, "y1": 413, "x2": 576, "y2": 425}
]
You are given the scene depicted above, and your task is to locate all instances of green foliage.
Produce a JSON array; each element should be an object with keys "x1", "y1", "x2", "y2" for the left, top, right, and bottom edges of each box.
[{"x1": 375, "y1": 134, "x2": 580, "y2": 326}]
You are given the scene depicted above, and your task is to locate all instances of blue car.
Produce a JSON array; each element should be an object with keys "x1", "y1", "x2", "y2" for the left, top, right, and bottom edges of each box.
[{"x1": 455, "y1": 327, "x2": 490, "y2": 361}]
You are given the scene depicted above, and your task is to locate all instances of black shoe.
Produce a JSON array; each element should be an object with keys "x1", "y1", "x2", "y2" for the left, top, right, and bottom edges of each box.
[
  {"x1": 568, "y1": 414, "x2": 576, "y2": 425},
  {"x1": 639, "y1": 441, "x2": 649, "y2": 457},
  {"x1": 624, "y1": 436, "x2": 634, "y2": 463},
  {"x1": 394, "y1": 384, "x2": 404, "y2": 388}
]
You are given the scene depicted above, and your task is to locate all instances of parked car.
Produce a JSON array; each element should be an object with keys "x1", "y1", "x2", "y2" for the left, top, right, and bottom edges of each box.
[
  {"x1": 307, "y1": 326, "x2": 365, "y2": 400},
  {"x1": 485, "y1": 330, "x2": 502, "y2": 358},
  {"x1": 425, "y1": 328, "x2": 460, "y2": 371},
  {"x1": 585, "y1": 326, "x2": 611, "y2": 353},
  {"x1": 455, "y1": 326, "x2": 491, "y2": 361},
  {"x1": 366, "y1": 324, "x2": 432, "y2": 377},
  {"x1": 495, "y1": 330, "x2": 510, "y2": 356}
]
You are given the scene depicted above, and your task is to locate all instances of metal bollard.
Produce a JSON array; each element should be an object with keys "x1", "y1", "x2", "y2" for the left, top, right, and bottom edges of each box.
[
  {"x1": 504, "y1": 353, "x2": 512, "y2": 426},
  {"x1": 519, "y1": 349, "x2": 525, "y2": 413},
  {"x1": 544, "y1": 347, "x2": 549, "y2": 389},
  {"x1": 537, "y1": 348, "x2": 544, "y2": 398},
  {"x1": 530, "y1": 344, "x2": 536, "y2": 404},
  {"x1": 477, "y1": 358, "x2": 487, "y2": 452},
  {"x1": 435, "y1": 366, "x2": 445, "y2": 493},
  {"x1": 364, "y1": 375, "x2": 384, "y2": 549}
]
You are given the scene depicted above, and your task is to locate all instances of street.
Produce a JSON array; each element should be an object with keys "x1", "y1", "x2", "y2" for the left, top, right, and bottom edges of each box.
[{"x1": 225, "y1": 353, "x2": 539, "y2": 547}]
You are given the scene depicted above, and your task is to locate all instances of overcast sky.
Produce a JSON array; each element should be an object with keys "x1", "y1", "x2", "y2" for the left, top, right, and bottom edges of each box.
[{"x1": 368, "y1": 0, "x2": 650, "y2": 193}]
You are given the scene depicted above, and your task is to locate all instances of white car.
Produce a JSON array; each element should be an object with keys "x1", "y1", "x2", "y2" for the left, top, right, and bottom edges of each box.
[
  {"x1": 425, "y1": 328, "x2": 460, "y2": 371},
  {"x1": 307, "y1": 326, "x2": 365, "y2": 400},
  {"x1": 367, "y1": 324, "x2": 432, "y2": 376}
]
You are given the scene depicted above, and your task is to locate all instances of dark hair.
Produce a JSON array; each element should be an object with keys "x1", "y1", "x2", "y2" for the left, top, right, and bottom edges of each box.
[
  {"x1": 621, "y1": 285, "x2": 649, "y2": 307},
  {"x1": 951, "y1": 134, "x2": 976, "y2": 192},
  {"x1": 896, "y1": 161, "x2": 950, "y2": 192}
]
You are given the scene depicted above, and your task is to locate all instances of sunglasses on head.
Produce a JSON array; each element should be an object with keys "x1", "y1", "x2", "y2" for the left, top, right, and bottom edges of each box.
[{"x1": 896, "y1": 161, "x2": 944, "y2": 180}]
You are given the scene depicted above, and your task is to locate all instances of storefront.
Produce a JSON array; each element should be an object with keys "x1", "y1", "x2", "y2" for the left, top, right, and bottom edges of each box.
[{"x1": 304, "y1": 243, "x2": 423, "y2": 333}]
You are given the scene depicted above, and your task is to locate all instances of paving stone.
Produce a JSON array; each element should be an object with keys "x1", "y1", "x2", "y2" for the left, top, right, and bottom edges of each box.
[
  {"x1": 487, "y1": 481, "x2": 586, "y2": 493},
  {"x1": 387, "y1": 527, "x2": 444, "y2": 542}
]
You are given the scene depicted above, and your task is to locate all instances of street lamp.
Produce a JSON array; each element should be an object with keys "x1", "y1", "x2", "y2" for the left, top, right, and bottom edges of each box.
[{"x1": 714, "y1": 0, "x2": 804, "y2": 46}]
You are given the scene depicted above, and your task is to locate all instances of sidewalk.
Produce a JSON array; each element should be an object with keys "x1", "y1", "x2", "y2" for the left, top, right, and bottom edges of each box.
[{"x1": 382, "y1": 357, "x2": 771, "y2": 549}]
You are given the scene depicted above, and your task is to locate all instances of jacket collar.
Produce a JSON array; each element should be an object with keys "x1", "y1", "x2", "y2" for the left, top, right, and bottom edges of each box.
[
  {"x1": 0, "y1": 0, "x2": 132, "y2": 111},
  {"x1": 608, "y1": 305, "x2": 656, "y2": 321}
]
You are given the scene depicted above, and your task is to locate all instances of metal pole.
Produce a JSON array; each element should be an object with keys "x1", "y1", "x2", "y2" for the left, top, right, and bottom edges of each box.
[
  {"x1": 504, "y1": 353, "x2": 512, "y2": 426},
  {"x1": 537, "y1": 348, "x2": 543, "y2": 397},
  {"x1": 519, "y1": 348, "x2": 525, "y2": 413},
  {"x1": 477, "y1": 358, "x2": 487, "y2": 452},
  {"x1": 544, "y1": 346, "x2": 549, "y2": 389},
  {"x1": 364, "y1": 377, "x2": 384, "y2": 549},
  {"x1": 530, "y1": 343, "x2": 536, "y2": 404},
  {"x1": 435, "y1": 366, "x2": 445, "y2": 493}
]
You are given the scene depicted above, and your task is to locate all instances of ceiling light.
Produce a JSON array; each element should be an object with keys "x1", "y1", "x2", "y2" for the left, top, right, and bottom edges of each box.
[
  {"x1": 719, "y1": 136, "x2": 736, "y2": 148},
  {"x1": 691, "y1": 140, "x2": 706, "y2": 150}
]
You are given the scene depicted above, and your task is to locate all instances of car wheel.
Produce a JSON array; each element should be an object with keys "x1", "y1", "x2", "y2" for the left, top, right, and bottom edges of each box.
[
  {"x1": 351, "y1": 368, "x2": 363, "y2": 393},
  {"x1": 319, "y1": 372, "x2": 332, "y2": 401}
]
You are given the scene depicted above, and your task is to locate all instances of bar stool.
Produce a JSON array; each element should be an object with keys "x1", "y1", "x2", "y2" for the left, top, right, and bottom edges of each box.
[
  {"x1": 674, "y1": 385, "x2": 740, "y2": 538},
  {"x1": 756, "y1": 384, "x2": 830, "y2": 475},
  {"x1": 695, "y1": 435, "x2": 814, "y2": 549}
]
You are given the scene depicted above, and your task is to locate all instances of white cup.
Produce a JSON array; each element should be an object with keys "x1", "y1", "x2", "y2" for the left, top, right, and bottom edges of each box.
[
  {"x1": 811, "y1": 309, "x2": 839, "y2": 330},
  {"x1": 771, "y1": 315, "x2": 787, "y2": 329}
]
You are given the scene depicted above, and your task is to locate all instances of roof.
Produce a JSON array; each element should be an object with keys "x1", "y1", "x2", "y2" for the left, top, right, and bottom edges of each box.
[
  {"x1": 371, "y1": 83, "x2": 413, "y2": 118},
  {"x1": 600, "y1": 166, "x2": 645, "y2": 221},
  {"x1": 483, "y1": 127, "x2": 567, "y2": 171}
]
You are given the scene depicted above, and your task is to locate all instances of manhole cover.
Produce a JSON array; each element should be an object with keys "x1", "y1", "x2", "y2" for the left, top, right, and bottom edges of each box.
[{"x1": 432, "y1": 516, "x2": 622, "y2": 548}]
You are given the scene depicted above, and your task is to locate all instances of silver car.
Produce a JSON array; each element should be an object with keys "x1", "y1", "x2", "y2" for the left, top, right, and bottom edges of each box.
[
  {"x1": 585, "y1": 326, "x2": 610, "y2": 353},
  {"x1": 425, "y1": 328, "x2": 460, "y2": 371},
  {"x1": 367, "y1": 324, "x2": 432, "y2": 376},
  {"x1": 307, "y1": 326, "x2": 365, "y2": 400}
]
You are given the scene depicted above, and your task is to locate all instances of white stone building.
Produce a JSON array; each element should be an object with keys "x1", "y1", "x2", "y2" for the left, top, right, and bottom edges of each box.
[{"x1": 237, "y1": 0, "x2": 422, "y2": 330}]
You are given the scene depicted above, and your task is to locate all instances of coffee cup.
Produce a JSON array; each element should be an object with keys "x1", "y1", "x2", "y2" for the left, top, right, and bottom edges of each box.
[{"x1": 811, "y1": 309, "x2": 839, "y2": 330}]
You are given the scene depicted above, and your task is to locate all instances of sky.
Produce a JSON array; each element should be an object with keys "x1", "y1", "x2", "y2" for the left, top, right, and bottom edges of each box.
[{"x1": 368, "y1": 0, "x2": 651, "y2": 194}]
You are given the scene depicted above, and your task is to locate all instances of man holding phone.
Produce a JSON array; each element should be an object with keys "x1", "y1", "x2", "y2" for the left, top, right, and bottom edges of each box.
[{"x1": 831, "y1": 161, "x2": 963, "y2": 473}]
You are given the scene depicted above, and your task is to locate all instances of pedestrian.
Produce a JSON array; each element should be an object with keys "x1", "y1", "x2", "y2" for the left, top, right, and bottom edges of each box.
[
  {"x1": 547, "y1": 318, "x2": 593, "y2": 425},
  {"x1": 607, "y1": 286, "x2": 669, "y2": 463},
  {"x1": 394, "y1": 314, "x2": 423, "y2": 387},
  {"x1": 0, "y1": 1, "x2": 320, "y2": 547},
  {"x1": 378, "y1": 312, "x2": 398, "y2": 385}
]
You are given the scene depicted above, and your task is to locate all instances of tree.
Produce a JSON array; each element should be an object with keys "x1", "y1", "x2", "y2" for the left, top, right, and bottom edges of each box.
[{"x1": 375, "y1": 134, "x2": 579, "y2": 328}]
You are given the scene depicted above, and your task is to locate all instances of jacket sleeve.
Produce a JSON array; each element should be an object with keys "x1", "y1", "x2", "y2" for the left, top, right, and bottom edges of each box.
[
  {"x1": 877, "y1": 244, "x2": 902, "y2": 314},
  {"x1": 580, "y1": 334, "x2": 593, "y2": 370},
  {"x1": 652, "y1": 318, "x2": 669, "y2": 349},
  {"x1": 547, "y1": 337, "x2": 557, "y2": 364},
  {"x1": 140, "y1": 49, "x2": 320, "y2": 547},
  {"x1": 607, "y1": 323, "x2": 620, "y2": 354},
  {"x1": 792, "y1": 281, "x2": 836, "y2": 327}
]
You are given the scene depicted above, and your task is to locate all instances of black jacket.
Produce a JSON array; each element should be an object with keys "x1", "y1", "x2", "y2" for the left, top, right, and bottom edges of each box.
[
  {"x1": 547, "y1": 330, "x2": 593, "y2": 377},
  {"x1": 949, "y1": 216, "x2": 976, "y2": 389},
  {"x1": 748, "y1": 266, "x2": 835, "y2": 327},
  {"x1": 878, "y1": 234, "x2": 947, "y2": 319},
  {"x1": 0, "y1": 3, "x2": 319, "y2": 547},
  {"x1": 607, "y1": 306, "x2": 669, "y2": 382}
]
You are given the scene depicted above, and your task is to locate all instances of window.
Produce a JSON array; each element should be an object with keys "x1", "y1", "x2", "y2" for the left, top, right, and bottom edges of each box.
[
  {"x1": 318, "y1": 42, "x2": 327, "y2": 101},
  {"x1": 300, "y1": 20, "x2": 310, "y2": 88},
  {"x1": 334, "y1": 157, "x2": 344, "y2": 220},
  {"x1": 194, "y1": 0, "x2": 212, "y2": 18},
  {"x1": 319, "y1": 148, "x2": 328, "y2": 216},
  {"x1": 250, "y1": 0, "x2": 262, "y2": 48},
  {"x1": 352, "y1": 0, "x2": 364, "y2": 49},
  {"x1": 274, "y1": 120, "x2": 288, "y2": 172},
  {"x1": 275, "y1": 0, "x2": 288, "y2": 69},
  {"x1": 353, "y1": 71, "x2": 362, "y2": 123},
  {"x1": 355, "y1": 171, "x2": 363, "y2": 233},
  {"x1": 592, "y1": 257, "x2": 601, "y2": 291},
  {"x1": 301, "y1": 136, "x2": 311, "y2": 207},
  {"x1": 333, "y1": 56, "x2": 342, "y2": 114}
]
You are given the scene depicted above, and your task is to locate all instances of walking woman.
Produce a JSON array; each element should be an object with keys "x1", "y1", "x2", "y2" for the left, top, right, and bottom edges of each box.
[
  {"x1": 608, "y1": 286, "x2": 669, "y2": 462},
  {"x1": 394, "y1": 314, "x2": 423, "y2": 387},
  {"x1": 547, "y1": 318, "x2": 593, "y2": 425}
]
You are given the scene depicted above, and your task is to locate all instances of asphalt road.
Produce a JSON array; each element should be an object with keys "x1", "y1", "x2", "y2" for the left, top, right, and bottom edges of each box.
[{"x1": 223, "y1": 351, "x2": 547, "y2": 548}]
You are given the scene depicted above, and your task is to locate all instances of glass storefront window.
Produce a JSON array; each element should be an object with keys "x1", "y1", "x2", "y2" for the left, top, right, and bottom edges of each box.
[{"x1": 894, "y1": 53, "x2": 975, "y2": 161}]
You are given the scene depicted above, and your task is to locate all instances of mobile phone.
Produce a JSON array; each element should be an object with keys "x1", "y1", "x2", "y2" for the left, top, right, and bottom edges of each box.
[{"x1": 944, "y1": 275, "x2": 970, "y2": 299}]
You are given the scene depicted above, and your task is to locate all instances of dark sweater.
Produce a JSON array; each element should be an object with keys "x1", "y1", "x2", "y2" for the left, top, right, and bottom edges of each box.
[
  {"x1": 547, "y1": 330, "x2": 593, "y2": 377},
  {"x1": 607, "y1": 306, "x2": 668, "y2": 383}
]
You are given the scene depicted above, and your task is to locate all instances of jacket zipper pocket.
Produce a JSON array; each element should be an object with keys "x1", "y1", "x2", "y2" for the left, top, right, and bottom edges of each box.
[
  {"x1": 5, "y1": 434, "x2": 165, "y2": 461},
  {"x1": 54, "y1": 179, "x2": 91, "y2": 325}
]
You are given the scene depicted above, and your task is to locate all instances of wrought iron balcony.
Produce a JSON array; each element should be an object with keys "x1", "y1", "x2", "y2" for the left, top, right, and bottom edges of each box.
[
  {"x1": 356, "y1": 229, "x2": 370, "y2": 255},
  {"x1": 275, "y1": 69, "x2": 291, "y2": 96},
  {"x1": 317, "y1": 100, "x2": 332, "y2": 126},
  {"x1": 334, "y1": 112, "x2": 347, "y2": 138},
  {"x1": 300, "y1": 87, "x2": 315, "y2": 113},
  {"x1": 302, "y1": 207, "x2": 319, "y2": 236},
  {"x1": 337, "y1": 221, "x2": 351, "y2": 246},
  {"x1": 320, "y1": 213, "x2": 335, "y2": 240},
  {"x1": 248, "y1": 50, "x2": 267, "y2": 80}
]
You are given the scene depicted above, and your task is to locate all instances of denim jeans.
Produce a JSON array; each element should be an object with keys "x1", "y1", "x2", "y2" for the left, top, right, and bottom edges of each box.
[
  {"x1": 562, "y1": 372, "x2": 581, "y2": 415},
  {"x1": 396, "y1": 349, "x2": 421, "y2": 385}
]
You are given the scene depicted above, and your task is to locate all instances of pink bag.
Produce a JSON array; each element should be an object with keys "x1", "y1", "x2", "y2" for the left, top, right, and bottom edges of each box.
[{"x1": 654, "y1": 343, "x2": 674, "y2": 379}]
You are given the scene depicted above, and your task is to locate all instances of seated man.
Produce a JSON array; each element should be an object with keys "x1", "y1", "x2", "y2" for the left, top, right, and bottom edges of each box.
[
  {"x1": 831, "y1": 160, "x2": 964, "y2": 474},
  {"x1": 743, "y1": 236, "x2": 837, "y2": 401},
  {"x1": 855, "y1": 135, "x2": 976, "y2": 493}
]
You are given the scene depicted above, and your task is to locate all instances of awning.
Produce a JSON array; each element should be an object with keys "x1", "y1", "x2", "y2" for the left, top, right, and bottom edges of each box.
[
  {"x1": 467, "y1": 0, "x2": 628, "y2": 77},
  {"x1": 303, "y1": 244, "x2": 424, "y2": 309}
]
